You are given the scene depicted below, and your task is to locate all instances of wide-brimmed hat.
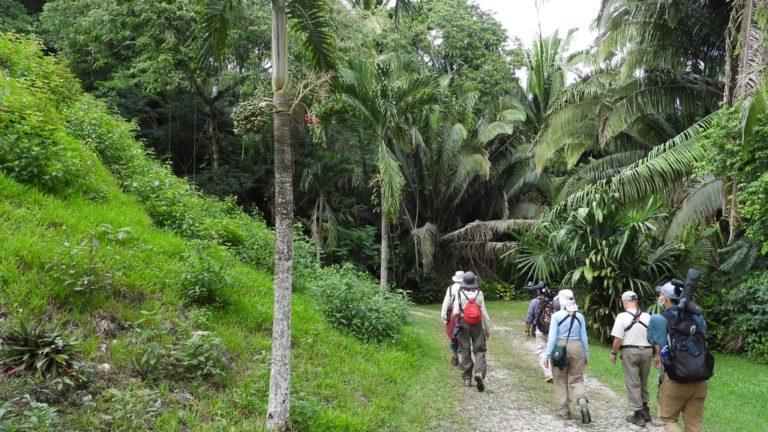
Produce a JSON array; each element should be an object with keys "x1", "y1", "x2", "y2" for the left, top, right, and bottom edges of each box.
[
  {"x1": 656, "y1": 282, "x2": 679, "y2": 299},
  {"x1": 557, "y1": 289, "x2": 574, "y2": 302},
  {"x1": 452, "y1": 271, "x2": 465, "y2": 283},
  {"x1": 460, "y1": 271, "x2": 479, "y2": 289},
  {"x1": 621, "y1": 291, "x2": 638, "y2": 302}
]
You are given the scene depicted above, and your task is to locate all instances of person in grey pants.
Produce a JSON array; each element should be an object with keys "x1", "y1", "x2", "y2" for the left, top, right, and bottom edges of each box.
[
  {"x1": 610, "y1": 290, "x2": 653, "y2": 427},
  {"x1": 452, "y1": 271, "x2": 492, "y2": 392}
]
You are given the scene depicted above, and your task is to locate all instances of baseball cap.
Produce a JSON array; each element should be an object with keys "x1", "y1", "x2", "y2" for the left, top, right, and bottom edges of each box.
[
  {"x1": 621, "y1": 291, "x2": 638, "y2": 302},
  {"x1": 656, "y1": 282, "x2": 679, "y2": 299}
]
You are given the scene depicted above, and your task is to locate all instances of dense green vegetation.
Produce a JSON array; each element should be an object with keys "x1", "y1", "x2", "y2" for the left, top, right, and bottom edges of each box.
[
  {"x1": 3, "y1": 0, "x2": 768, "y2": 428},
  {"x1": 0, "y1": 32, "x2": 454, "y2": 430}
]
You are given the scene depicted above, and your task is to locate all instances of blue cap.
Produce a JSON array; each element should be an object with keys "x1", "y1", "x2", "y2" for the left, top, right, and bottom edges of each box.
[{"x1": 656, "y1": 282, "x2": 679, "y2": 299}]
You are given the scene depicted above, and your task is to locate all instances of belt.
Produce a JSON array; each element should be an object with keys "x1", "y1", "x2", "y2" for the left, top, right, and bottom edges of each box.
[{"x1": 621, "y1": 345, "x2": 651, "y2": 349}]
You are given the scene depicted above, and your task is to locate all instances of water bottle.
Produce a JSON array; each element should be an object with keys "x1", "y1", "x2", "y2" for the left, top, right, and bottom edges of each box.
[{"x1": 660, "y1": 345, "x2": 671, "y2": 359}]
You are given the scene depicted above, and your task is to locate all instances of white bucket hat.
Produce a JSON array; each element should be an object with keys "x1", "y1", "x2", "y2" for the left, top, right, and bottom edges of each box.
[{"x1": 452, "y1": 271, "x2": 465, "y2": 283}]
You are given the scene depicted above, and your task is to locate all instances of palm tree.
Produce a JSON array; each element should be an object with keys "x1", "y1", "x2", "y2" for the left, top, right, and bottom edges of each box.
[
  {"x1": 200, "y1": 0, "x2": 334, "y2": 429},
  {"x1": 333, "y1": 54, "x2": 441, "y2": 289},
  {"x1": 533, "y1": 0, "x2": 739, "y2": 238}
]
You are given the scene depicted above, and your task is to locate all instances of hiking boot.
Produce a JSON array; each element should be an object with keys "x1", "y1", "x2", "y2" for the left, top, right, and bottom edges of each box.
[
  {"x1": 559, "y1": 405, "x2": 571, "y2": 420},
  {"x1": 625, "y1": 410, "x2": 646, "y2": 427},
  {"x1": 474, "y1": 373, "x2": 485, "y2": 392},
  {"x1": 641, "y1": 403, "x2": 652, "y2": 422},
  {"x1": 544, "y1": 375, "x2": 553, "y2": 383},
  {"x1": 450, "y1": 352, "x2": 459, "y2": 367},
  {"x1": 463, "y1": 377, "x2": 472, "y2": 387},
  {"x1": 578, "y1": 398, "x2": 591, "y2": 424}
]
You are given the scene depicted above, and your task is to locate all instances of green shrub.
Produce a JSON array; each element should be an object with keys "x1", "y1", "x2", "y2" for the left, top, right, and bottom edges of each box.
[
  {"x1": 0, "y1": 33, "x2": 97, "y2": 195},
  {"x1": 0, "y1": 319, "x2": 81, "y2": 378},
  {"x1": 717, "y1": 270, "x2": 768, "y2": 362},
  {"x1": 0, "y1": 395, "x2": 59, "y2": 432},
  {"x1": 49, "y1": 231, "x2": 126, "y2": 293},
  {"x1": 133, "y1": 328, "x2": 230, "y2": 381},
  {"x1": 311, "y1": 264, "x2": 411, "y2": 343},
  {"x1": 179, "y1": 246, "x2": 232, "y2": 307}
]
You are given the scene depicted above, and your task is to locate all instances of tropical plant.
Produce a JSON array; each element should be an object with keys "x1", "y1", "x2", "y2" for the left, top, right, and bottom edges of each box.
[
  {"x1": 329, "y1": 53, "x2": 442, "y2": 289},
  {"x1": 0, "y1": 319, "x2": 81, "y2": 378},
  {"x1": 514, "y1": 189, "x2": 681, "y2": 341}
]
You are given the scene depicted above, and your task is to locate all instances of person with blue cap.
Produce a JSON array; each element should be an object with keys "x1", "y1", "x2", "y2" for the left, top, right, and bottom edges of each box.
[{"x1": 647, "y1": 281, "x2": 709, "y2": 432}]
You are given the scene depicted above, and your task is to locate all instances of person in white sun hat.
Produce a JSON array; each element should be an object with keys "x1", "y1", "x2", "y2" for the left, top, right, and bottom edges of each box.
[
  {"x1": 441, "y1": 271, "x2": 464, "y2": 366},
  {"x1": 545, "y1": 298, "x2": 591, "y2": 424}
]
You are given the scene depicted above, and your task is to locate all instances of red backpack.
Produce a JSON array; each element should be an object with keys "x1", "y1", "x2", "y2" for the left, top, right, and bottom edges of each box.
[{"x1": 460, "y1": 290, "x2": 483, "y2": 325}]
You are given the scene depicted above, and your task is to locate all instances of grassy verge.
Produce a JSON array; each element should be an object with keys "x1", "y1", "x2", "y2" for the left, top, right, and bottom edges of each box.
[
  {"x1": 1, "y1": 32, "x2": 463, "y2": 431},
  {"x1": 0, "y1": 171, "x2": 465, "y2": 431}
]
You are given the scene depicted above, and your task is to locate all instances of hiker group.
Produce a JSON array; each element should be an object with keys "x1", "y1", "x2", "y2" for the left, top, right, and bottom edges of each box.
[{"x1": 441, "y1": 270, "x2": 714, "y2": 431}]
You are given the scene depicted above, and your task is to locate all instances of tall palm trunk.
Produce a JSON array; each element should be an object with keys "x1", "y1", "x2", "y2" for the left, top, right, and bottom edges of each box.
[
  {"x1": 380, "y1": 212, "x2": 389, "y2": 292},
  {"x1": 265, "y1": 0, "x2": 293, "y2": 430}
]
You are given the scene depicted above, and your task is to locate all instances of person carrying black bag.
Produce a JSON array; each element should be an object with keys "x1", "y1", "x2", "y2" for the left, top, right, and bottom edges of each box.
[{"x1": 545, "y1": 299, "x2": 591, "y2": 423}]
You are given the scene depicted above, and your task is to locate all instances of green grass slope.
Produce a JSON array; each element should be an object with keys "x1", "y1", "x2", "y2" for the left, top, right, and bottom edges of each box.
[{"x1": 0, "y1": 33, "x2": 456, "y2": 431}]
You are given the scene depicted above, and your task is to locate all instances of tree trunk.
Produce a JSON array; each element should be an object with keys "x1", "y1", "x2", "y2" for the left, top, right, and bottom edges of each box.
[
  {"x1": 380, "y1": 210, "x2": 389, "y2": 293},
  {"x1": 312, "y1": 196, "x2": 324, "y2": 261},
  {"x1": 205, "y1": 103, "x2": 221, "y2": 169},
  {"x1": 265, "y1": 1, "x2": 292, "y2": 430}
]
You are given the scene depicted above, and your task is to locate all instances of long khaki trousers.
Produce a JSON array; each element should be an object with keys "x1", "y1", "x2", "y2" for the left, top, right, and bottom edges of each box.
[
  {"x1": 657, "y1": 373, "x2": 708, "y2": 432},
  {"x1": 535, "y1": 332, "x2": 553, "y2": 378},
  {"x1": 621, "y1": 346, "x2": 653, "y2": 411},
  {"x1": 457, "y1": 319, "x2": 487, "y2": 380},
  {"x1": 552, "y1": 339, "x2": 586, "y2": 407}
]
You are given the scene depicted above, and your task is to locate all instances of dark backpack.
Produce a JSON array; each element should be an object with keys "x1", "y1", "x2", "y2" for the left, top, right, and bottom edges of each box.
[
  {"x1": 460, "y1": 290, "x2": 483, "y2": 325},
  {"x1": 535, "y1": 295, "x2": 555, "y2": 334},
  {"x1": 661, "y1": 310, "x2": 715, "y2": 383}
]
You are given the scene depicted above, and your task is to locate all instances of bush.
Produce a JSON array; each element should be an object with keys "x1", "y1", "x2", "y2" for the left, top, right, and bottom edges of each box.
[
  {"x1": 311, "y1": 264, "x2": 411, "y2": 343},
  {"x1": 133, "y1": 328, "x2": 230, "y2": 381},
  {"x1": 49, "y1": 229, "x2": 127, "y2": 294},
  {"x1": 179, "y1": 245, "x2": 232, "y2": 307},
  {"x1": 0, "y1": 319, "x2": 81, "y2": 378},
  {"x1": 0, "y1": 34, "x2": 97, "y2": 195},
  {"x1": 717, "y1": 270, "x2": 768, "y2": 362}
]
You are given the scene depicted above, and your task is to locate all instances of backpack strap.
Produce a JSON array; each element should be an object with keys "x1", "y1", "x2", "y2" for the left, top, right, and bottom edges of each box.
[
  {"x1": 623, "y1": 310, "x2": 648, "y2": 332},
  {"x1": 458, "y1": 289, "x2": 475, "y2": 316},
  {"x1": 563, "y1": 314, "x2": 576, "y2": 349}
]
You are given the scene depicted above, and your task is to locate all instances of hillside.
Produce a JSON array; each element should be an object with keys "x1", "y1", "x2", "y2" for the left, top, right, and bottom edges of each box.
[{"x1": 0, "y1": 33, "x2": 455, "y2": 431}]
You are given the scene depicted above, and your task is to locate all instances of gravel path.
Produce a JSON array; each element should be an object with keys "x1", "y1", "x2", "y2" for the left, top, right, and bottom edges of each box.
[{"x1": 417, "y1": 308, "x2": 664, "y2": 432}]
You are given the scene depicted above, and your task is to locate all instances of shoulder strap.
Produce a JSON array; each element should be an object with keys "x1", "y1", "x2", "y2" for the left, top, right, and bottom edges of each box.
[
  {"x1": 623, "y1": 309, "x2": 648, "y2": 332},
  {"x1": 564, "y1": 315, "x2": 576, "y2": 348}
]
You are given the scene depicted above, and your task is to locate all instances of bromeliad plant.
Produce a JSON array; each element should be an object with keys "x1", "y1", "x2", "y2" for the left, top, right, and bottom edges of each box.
[{"x1": 0, "y1": 319, "x2": 81, "y2": 378}]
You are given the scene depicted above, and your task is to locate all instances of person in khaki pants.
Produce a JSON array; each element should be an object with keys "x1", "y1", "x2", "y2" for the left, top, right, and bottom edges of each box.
[
  {"x1": 647, "y1": 282, "x2": 709, "y2": 432},
  {"x1": 544, "y1": 299, "x2": 590, "y2": 423},
  {"x1": 610, "y1": 290, "x2": 653, "y2": 426}
]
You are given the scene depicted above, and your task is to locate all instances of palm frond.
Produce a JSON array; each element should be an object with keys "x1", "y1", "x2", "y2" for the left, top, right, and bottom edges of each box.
[
  {"x1": 478, "y1": 121, "x2": 514, "y2": 144},
  {"x1": 411, "y1": 222, "x2": 439, "y2": 271},
  {"x1": 377, "y1": 143, "x2": 405, "y2": 221},
  {"x1": 287, "y1": 0, "x2": 336, "y2": 71},
  {"x1": 441, "y1": 219, "x2": 536, "y2": 243},
  {"x1": 664, "y1": 178, "x2": 724, "y2": 242},
  {"x1": 197, "y1": 0, "x2": 239, "y2": 68}
]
